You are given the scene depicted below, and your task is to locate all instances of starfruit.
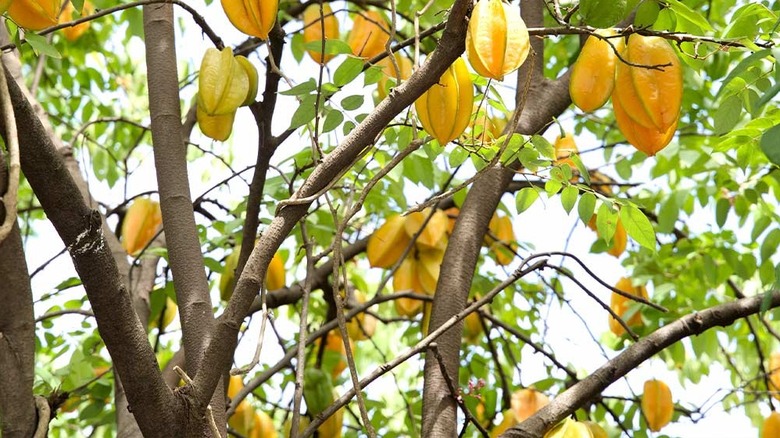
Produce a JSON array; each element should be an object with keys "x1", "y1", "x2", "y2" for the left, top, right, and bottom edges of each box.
[
  {"x1": 462, "y1": 311, "x2": 482, "y2": 344},
  {"x1": 462, "y1": 107, "x2": 507, "y2": 145},
  {"x1": 367, "y1": 214, "x2": 412, "y2": 268},
  {"x1": 511, "y1": 388, "x2": 550, "y2": 422},
  {"x1": 221, "y1": 0, "x2": 277, "y2": 40},
  {"x1": 220, "y1": 246, "x2": 286, "y2": 301},
  {"x1": 235, "y1": 56, "x2": 259, "y2": 106},
  {"x1": 347, "y1": 10, "x2": 390, "y2": 59},
  {"x1": 345, "y1": 290, "x2": 377, "y2": 341},
  {"x1": 764, "y1": 412, "x2": 780, "y2": 438},
  {"x1": 404, "y1": 208, "x2": 449, "y2": 250},
  {"x1": 570, "y1": 29, "x2": 619, "y2": 112},
  {"x1": 587, "y1": 214, "x2": 627, "y2": 257},
  {"x1": 543, "y1": 418, "x2": 593, "y2": 438},
  {"x1": 393, "y1": 257, "x2": 424, "y2": 295},
  {"x1": 249, "y1": 411, "x2": 278, "y2": 438},
  {"x1": 490, "y1": 409, "x2": 519, "y2": 438},
  {"x1": 444, "y1": 207, "x2": 459, "y2": 234},
  {"x1": 198, "y1": 47, "x2": 250, "y2": 116},
  {"x1": 0, "y1": 0, "x2": 11, "y2": 16},
  {"x1": 8, "y1": 0, "x2": 60, "y2": 31},
  {"x1": 415, "y1": 57, "x2": 474, "y2": 145},
  {"x1": 227, "y1": 376, "x2": 254, "y2": 436},
  {"x1": 197, "y1": 108, "x2": 236, "y2": 142},
  {"x1": 61, "y1": 0, "x2": 94, "y2": 42},
  {"x1": 302, "y1": 3, "x2": 340, "y2": 64},
  {"x1": 608, "y1": 277, "x2": 649, "y2": 336},
  {"x1": 377, "y1": 53, "x2": 413, "y2": 100},
  {"x1": 768, "y1": 352, "x2": 780, "y2": 400},
  {"x1": 417, "y1": 249, "x2": 444, "y2": 295},
  {"x1": 582, "y1": 421, "x2": 608, "y2": 438},
  {"x1": 466, "y1": 0, "x2": 530, "y2": 81},
  {"x1": 121, "y1": 197, "x2": 162, "y2": 256},
  {"x1": 487, "y1": 214, "x2": 516, "y2": 266},
  {"x1": 554, "y1": 133, "x2": 580, "y2": 178},
  {"x1": 612, "y1": 34, "x2": 682, "y2": 155},
  {"x1": 314, "y1": 331, "x2": 353, "y2": 379},
  {"x1": 641, "y1": 379, "x2": 673, "y2": 432}
]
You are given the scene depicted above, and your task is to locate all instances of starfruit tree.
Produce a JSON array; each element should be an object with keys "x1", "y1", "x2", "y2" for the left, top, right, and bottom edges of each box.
[{"x1": 1, "y1": 0, "x2": 780, "y2": 437}]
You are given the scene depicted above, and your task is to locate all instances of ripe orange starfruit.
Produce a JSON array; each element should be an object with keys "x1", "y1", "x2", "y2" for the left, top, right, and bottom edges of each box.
[
  {"x1": 764, "y1": 412, "x2": 780, "y2": 438},
  {"x1": 569, "y1": 29, "x2": 620, "y2": 112},
  {"x1": 511, "y1": 388, "x2": 550, "y2": 421},
  {"x1": 612, "y1": 34, "x2": 682, "y2": 155},
  {"x1": 8, "y1": 0, "x2": 60, "y2": 30},
  {"x1": 61, "y1": 0, "x2": 94, "y2": 42},
  {"x1": 415, "y1": 57, "x2": 474, "y2": 145},
  {"x1": 121, "y1": 197, "x2": 162, "y2": 256},
  {"x1": 302, "y1": 3, "x2": 340, "y2": 64},
  {"x1": 367, "y1": 214, "x2": 412, "y2": 268},
  {"x1": 221, "y1": 0, "x2": 278, "y2": 40},
  {"x1": 0, "y1": 0, "x2": 11, "y2": 15},
  {"x1": 641, "y1": 379, "x2": 674, "y2": 432},
  {"x1": 347, "y1": 10, "x2": 390, "y2": 59},
  {"x1": 466, "y1": 0, "x2": 530, "y2": 81},
  {"x1": 249, "y1": 411, "x2": 278, "y2": 438},
  {"x1": 487, "y1": 214, "x2": 516, "y2": 266},
  {"x1": 608, "y1": 277, "x2": 649, "y2": 336},
  {"x1": 404, "y1": 208, "x2": 449, "y2": 251}
]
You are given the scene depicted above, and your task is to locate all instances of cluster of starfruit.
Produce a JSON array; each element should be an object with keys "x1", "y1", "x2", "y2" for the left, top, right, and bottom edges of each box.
[
  {"x1": 7, "y1": 0, "x2": 93, "y2": 41},
  {"x1": 570, "y1": 30, "x2": 683, "y2": 156},
  {"x1": 197, "y1": 48, "x2": 259, "y2": 141}
]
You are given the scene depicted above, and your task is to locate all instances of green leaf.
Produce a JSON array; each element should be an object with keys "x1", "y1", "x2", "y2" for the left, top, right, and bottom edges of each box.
[
  {"x1": 334, "y1": 56, "x2": 365, "y2": 87},
  {"x1": 634, "y1": 0, "x2": 661, "y2": 27},
  {"x1": 754, "y1": 82, "x2": 780, "y2": 110},
  {"x1": 279, "y1": 78, "x2": 317, "y2": 96},
  {"x1": 715, "y1": 197, "x2": 730, "y2": 228},
  {"x1": 596, "y1": 203, "x2": 618, "y2": 243},
  {"x1": 290, "y1": 95, "x2": 318, "y2": 130},
  {"x1": 322, "y1": 109, "x2": 343, "y2": 133},
  {"x1": 760, "y1": 124, "x2": 780, "y2": 166},
  {"x1": 304, "y1": 39, "x2": 352, "y2": 56},
  {"x1": 515, "y1": 187, "x2": 540, "y2": 214},
  {"x1": 25, "y1": 33, "x2": 61, "y2": 58},
  {"x1": 713, "y1": 95, "x2": 742, "y2": 135},
  {"x1": 341, "y1": 95, "x2": 364, "y2": 111},
  {"x1": 449, "y1": 146, "x2": 469, "y2": 167},
  {"x1": 531, "y1": 135, "x2": 555, "y2": 160},
  {"x1": 656, "y1": 197, "x2": 679, "y2": 234},
  {"x1": 619, "y1": 205, "x2": 656, "y2": 250},
  {"x1": 560, "y1": 186, "x2": 578, "y2": 214},
  {"x1": 578, "y1": 192, "x2": 596, "y2": 224},
  {"x1": 667, "y1": 0, "x2": 713, "y2": 32},
  {"x1": 545, "y1": 179, "x2": 563, "y2": 197},
  {"x1": 570, "y1": 154, "x2": 590, "y2": 185}
]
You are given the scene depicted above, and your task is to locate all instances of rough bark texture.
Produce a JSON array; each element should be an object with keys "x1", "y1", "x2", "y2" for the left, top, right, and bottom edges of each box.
[
  {"x1": 0, "y1": 150, "x2": 36, "y2": 438},
  {"x1": 420, "y1": 0, "x2": 571, "y2": 435},
  {"x1": 503, "y1": 291, "x2": 780, "y2": 437},
  {"x1": 143, "y1": 4, "x2": 225, "y2": 433},
  {"x1": 4, "y1": 67, "x2": 177, "y2": 438}
]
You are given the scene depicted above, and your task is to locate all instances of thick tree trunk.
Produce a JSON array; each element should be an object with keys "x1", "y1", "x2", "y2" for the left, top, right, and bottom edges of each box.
[{"x1": 0, "y1": 151, "x2": 36, "y2": 438}]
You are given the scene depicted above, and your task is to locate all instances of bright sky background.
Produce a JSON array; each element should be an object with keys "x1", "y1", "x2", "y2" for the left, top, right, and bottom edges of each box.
[{"x1": 28, "y1": 1, "x2": 767, "y2": 436}]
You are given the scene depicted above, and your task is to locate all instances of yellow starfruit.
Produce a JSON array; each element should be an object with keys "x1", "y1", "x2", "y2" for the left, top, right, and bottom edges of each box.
[
  {"x1": 121, "y1": 197, "x2": 162, "y2": 256},
  {"x1": 466, "y1": 0, "x2": 530, "y2": 81},
  {"x1": 608, "y1": 277, "x2": 649, "y2": 336},
  {"x1": 302, "y1": 3, "x2": 340, "y2": 64},
  {"x1": 221, "y1": 0, "x2": 278, "y2": 40},
  {"x1": 641, "y1": 379, "x2": 674, "y2": 432},
  {"x1": 569, "y1": 29, "x2": 620, "y2": 112},
  {"x1": 347, "y1": 10, "x2": 390, "y2": 59},
  {"x1": 415, "y1": 57, "x2": 474, "y2": 145},
  {"x1": 8, "y1": 0, "x2": 60, "y2": 31},
  {"x1": 61, "y1": 0, "x2": 94, "y2": 42}
]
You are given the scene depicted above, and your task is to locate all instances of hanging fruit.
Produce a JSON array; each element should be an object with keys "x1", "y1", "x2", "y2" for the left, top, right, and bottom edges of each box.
[
  {"x1": 227, "y1": 376, "x2": 254, "y2": 436},
  {"x1": 121, "y1": 197, "x2": 162, "y2": 256},
  {"x1": 486, "y1": 214, "x2": 516, "y2": 266},
  {"x1": 302, "y1": 3, "x2": 340, "y2": 64},
  {"x1": 764, "y1": 412, "x2": 780, "y2": 438},
  {"x1": 8, "y1": 0, "x2": 60, "y2": 31},
  {"x1": 582, "y1": 421, "x2": 608, "y2": 438},
  {"x1": 221, "y1": 0, "x2": 278, "y2": 40},
  {"x1": 347, "y1": 10, "x2": 390, "y2": 59},
  {"x1": 542, "y1": 418, "x2": 593, "y2": 438},
  {"x1": 376, "y1": 53, "x2": 413, "y2": 100},
  {"x1": 404, "y1": 208, "x2": 450, "y2": 251},
  {"x1": 612, "y1": 34, "x2": 682, "y2": 155},
  {"x1": 148, "y1": 297, "x2": 177, "y2": 331},
  {"x1": 61, "y1": 0, "x2": 94, "y2": 42},
  {"x1": 553, "y1": 134, "x2": 580, "y2": 179},
  {"x1": 198, "y1": 47, "x2": 250, "y2": 116},
  {"x1": 219, "y1": 246, "x2": 286, "y2": 301},
  {"x1": 367, "y1": 214, "x2": 412, "y2": 268},
  {"x1": 641, "y1": 379, "x2": 674, "y2": 432},
  {"x1": 608, "y1": 277, "x2": 649, "y2": 336},
  {"x1": 345, "y1": 290, "x2": 377, "y2": 341},
  {"x1": 415, "y1": 57, "x2": 474, "y2": 145},
  {"x1": 235, "y1": 56, "x2": 259, "y2": 107},
  {"x1": 466, "y1": 0, "x2": 530, "y2": 81},
  {"x1": 569, "y1": 29, "x2": 620, "y2": 112},
  {"x1": 0, "y1": 0, "x2": 11, "y2": 16},
  {"x1": 490, "y1": 409, "x2": 519, "y2": 437},
  {"x1": 249, "y1": 411, "x2": 278, "y2": 438},
  {"x1": 511, "y1": 388, "x2": 550, "y2": 422},
  {"x1": 768, "y1": 352, "x2": 780, "y2": 400}
]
